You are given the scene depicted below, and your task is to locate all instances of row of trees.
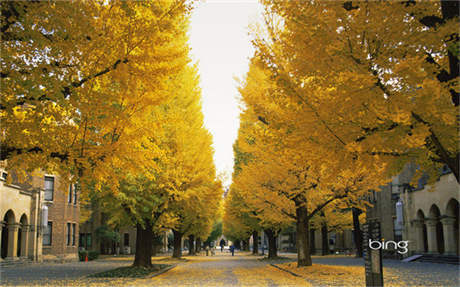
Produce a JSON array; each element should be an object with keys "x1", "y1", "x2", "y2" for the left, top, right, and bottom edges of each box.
[
  {"x1": 1, "y1": 1, "x2": 223, "y2": 267},
  {"x1": 224, "y1": 0, "x2": 458, "y2": 267}
]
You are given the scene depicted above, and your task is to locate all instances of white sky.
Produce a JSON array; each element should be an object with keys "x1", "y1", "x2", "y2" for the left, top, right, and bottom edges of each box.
[{"x1": 188, "y1": 0, "x2": 264, "y2": 187}]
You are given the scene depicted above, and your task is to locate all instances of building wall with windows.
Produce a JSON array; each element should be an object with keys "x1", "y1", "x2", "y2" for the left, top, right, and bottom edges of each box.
[
  {"x1": 40, "y1": 174, "x2": 80, "y2": 261},
  {"x1": 79, "y1": 210, "x2": 138, "y2": 255},
  {"x1": 0, "y1": 168, "x2": 80, "y2": 262}
]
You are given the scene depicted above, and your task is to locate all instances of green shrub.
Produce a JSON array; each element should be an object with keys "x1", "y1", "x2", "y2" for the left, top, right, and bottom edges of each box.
[{"x1": 79, "y1": 250, "x2": 99, "y2": 261}]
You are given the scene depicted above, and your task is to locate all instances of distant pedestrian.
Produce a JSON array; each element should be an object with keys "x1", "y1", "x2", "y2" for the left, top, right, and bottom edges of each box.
[{"x1": 230, "y1": 245, "x2": 235, "y2": 256}]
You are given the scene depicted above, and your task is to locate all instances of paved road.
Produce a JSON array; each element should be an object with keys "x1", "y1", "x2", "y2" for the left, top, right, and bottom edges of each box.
[
  {"x1": 148, "y1": 254, "x2": 307, "y2": 287},
  {"x1": 0, "y1": 257, "x2": 131, "y2": 286},
  {"x1": 1, "y1": 252, "x2": 458, "y2": 286},
  {"x1": 309, "y1": 255, "x2": 460, "y2": 287}
]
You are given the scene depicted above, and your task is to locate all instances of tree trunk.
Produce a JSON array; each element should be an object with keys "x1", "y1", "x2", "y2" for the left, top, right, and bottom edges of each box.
[
  {"x1": 188, "y1": 235, "x2": 195, "y2": 256},
  {"x1": 252, "y1": 231, "x2": 259, "y2": 255},
  {"x1": 352, "y1": 207, "x2": 363, "y2": 257},
  {"x1": 196, "y1": 238, "x2": 201, "y2": 254},
  {"x1": 172, "y1": 229, "x2": 183, "y2": 258},
  {"x1": 133, "y1": 222, "x2": 153, "y2": 267},
  {"x1": 296, "y1": 204, "x2": 312, "y2": 266},
  {"x1": 441, "y1": 0, "x2": 459, "y2": 108},
  {"x1": 264, "y1": 229, "x2": 278, "y2": 259},
  {"x1": 321, "y1": 222, "x2": 329, "y2": 255}
]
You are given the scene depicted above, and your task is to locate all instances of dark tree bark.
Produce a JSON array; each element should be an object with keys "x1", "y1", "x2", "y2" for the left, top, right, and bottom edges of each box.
[
  {"x1": 321, "y1": 222, "x2": 329, "y2": 255},
  {"x1": 264, "y1": 229, "x2": 278, "y2": 259},
  {"x1": 188, "y1": 235, "x2": 195, "y2": 256},
  {"x1": 133, "y1": 222, "x2": 153, "y2": 267},
  {"x1": 252, "y1": 231, "x2": 259, "y2": 255},
  {"x1": 296, "y1": 202, "x2": 312, "y2": 266},
  {"x1": 172, "y1": 229, "x2": 183, "y2": 258},
  {"x1": 352, "y1": 207, "x2": 363, "y2": 257},
  {"x1": 196, "y1": 238, "x2": 201, "y2": 254},
  {"x1": 440, "y1": 0, "x2": 459, "y2": 107}
]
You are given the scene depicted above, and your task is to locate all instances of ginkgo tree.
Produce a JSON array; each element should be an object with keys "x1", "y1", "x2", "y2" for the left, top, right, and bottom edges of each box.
[
  {"x1": 142, "y1": 64, "x2": 223, "y2": 259},
  {"x1": 80, "y1": 63, "x2": 222, "y2": 265},
  {"x1": 1, "y1": 0, "x2": 190, "y2": 185},
  {"x1": 255, "y1": 0, "x2": 459, "y2": 184},
  {"x1": 231, "y1": 0, "x2": 458, "y2": 267},
  {"x1": 230, "y1": 56, "x2": 392, "y2": 266},
  {"x1": 2, "y1": 0, "x2": 223, "y2": 268}
]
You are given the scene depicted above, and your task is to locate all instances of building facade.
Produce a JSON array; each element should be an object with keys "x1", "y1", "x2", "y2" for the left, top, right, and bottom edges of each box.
[
  {"x1": 79, "y1": 210, "x2": 137, "y2": 255},
  {"x1": 403, "y1": 171, "x2": 459, "y2": 256},
  {"x1": 367, "y1": 164, "x2": 459, "y2": 257},
  {"x1": 0, "y1": 171, "x2": 42, "y2": 262},
  {"x1": 0, "y1": 170, "x2": 80, "y2": 262},
  {"x1": 41, "y1": 174, "x2": 80, "y2": 261}
]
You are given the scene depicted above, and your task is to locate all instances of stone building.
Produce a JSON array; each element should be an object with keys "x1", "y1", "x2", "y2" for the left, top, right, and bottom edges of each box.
[
  {"x1": 79, "y1": 210, "x2": 137, "y2": 255},
  {"x1": 249, "y1": 228, "x2": 354, "y2": 254},
  {"x1": 367, "y1": 164, "x2": 459, "y2": 258},
  {"x1": 0, "y1": 171, "x2": 42, "y2": 262},
  {"x1": 0, "y1": 169, "x2": 80, "y2": 262},
  {"x1": 403, "y1": 170, "x2": 459, "y2": 256}
]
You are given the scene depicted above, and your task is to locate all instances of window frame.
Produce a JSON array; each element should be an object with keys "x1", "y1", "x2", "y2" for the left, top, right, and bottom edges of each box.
[
  {"x1": 73, "y1": 186, "x2": 77, "y2": 205},
  {"x1": 44, "y1": 176, "x2": 55, "y2": 201},
  {"x1": 68, "y1": 184, "x2": 72, "y2": 203},
  {"x1": 43, "y1": 222, "x2": 53, "y2": 246},
  {"x1": 67, "y1": 222, "x2": 71, "y2": 246},
  {"x1": 72, "y1": 223, "x2": 76, "y2": 246}
]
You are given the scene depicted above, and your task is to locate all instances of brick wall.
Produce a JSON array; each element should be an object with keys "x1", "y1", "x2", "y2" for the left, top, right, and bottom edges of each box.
[{"x1": 37, "y1": 174, "x2": 79, "y2": 260}]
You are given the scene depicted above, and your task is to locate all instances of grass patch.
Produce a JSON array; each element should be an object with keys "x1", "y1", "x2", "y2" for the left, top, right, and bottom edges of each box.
[{"x1": 89, "y1": 264, "x2": 171, "y2": 278}]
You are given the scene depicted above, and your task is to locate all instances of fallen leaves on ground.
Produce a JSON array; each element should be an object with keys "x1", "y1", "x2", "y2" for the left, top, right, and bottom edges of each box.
[
  {"x1": 276, "y1": 262, "x2": 364, "y2": 286},
  {"x1": 148, "y1": 264, "x2": 228, "y2": 286},
  {"x1": 233, "y1": 265, "x2": 311, "y2": 287}
]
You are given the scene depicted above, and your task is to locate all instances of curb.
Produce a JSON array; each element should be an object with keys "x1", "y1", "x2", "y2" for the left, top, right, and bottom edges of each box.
[
  {"x1": 149, "y1": 264, "x2": 177, "y2": 278},
  {"x1": 269, "y1": 263, "x2": 302, "y2": 277}
]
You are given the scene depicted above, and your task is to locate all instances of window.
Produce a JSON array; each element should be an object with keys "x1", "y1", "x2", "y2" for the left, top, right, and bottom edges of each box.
[
  {"x1": 73, "y1": 186, "x2": 77, "y2": 205},
  {"x1": 72, "y1": 223, "x2": 76, "y2": 246},
  {"x1": 394, "y1": 217, "x2": 403, "y2": 242},
  {"x1": 44, "y1": 176, "x2": 54, "y2": 201},
  {"x1": 67, "y1": 223, "x2": 71, "y2": 246},
  {"x1": 124, "y1": 233, "x2": 129, "y2": 247},
  {"x1": 86, "y1": 233, "x2": 92, "y2": 248},
  {"x1": 43, "y1": 222, "x2": 52, "y2": 246},
  {"x1": 68, "y1": 184, "x2": 72, "y2": 203},
  {"x1": 79, "y1": 233, "x2": 84, "y2": 247},
  {"x1": 79, "y1": 233, "x2": 92, "y2": 249}
]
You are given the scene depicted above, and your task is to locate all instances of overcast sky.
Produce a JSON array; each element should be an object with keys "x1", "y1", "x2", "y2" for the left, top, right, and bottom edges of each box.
[{"x1": 188, "y1": 0, "x2": 264, "y2": 187}]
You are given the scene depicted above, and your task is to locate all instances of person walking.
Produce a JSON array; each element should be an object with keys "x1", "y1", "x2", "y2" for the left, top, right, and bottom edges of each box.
[{"x1": 230, "y1": 244, "x2": 235, "y2": 256}]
